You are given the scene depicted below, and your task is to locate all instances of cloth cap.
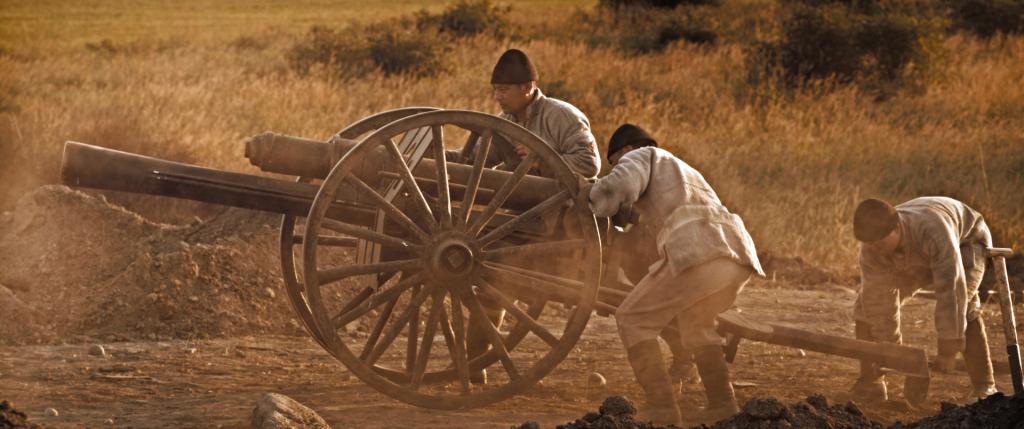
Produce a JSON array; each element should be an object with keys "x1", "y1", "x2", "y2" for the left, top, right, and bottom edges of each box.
[
  {"x1": 491, "y1": 49, "x2": 538, "y2": 84},
  {"x1": 607, "y1": 123, "x2": 658, "y2": 161},
  {"x1": 853, "y1": 198, "x2": 899, "y2": 242}
]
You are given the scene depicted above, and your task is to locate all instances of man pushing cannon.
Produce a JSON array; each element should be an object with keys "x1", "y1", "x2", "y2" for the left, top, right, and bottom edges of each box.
[{"x1": 581, "y1": 124, "x2": 765, "y2": 425}]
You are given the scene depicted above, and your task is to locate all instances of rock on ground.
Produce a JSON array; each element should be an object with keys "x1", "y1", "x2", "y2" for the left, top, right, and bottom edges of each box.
[
  {"x1": 251, "y1": 393, "x2": 331, "y2": 429},
  {"x1": 0, "y1": 400, "x2": 42, "y2": 429}
]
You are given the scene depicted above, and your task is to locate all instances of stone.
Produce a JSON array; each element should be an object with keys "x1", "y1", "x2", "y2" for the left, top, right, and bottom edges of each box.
[
  {"x1": 264, "y1": 287, "x2": 276, "y2": 299},
  {"x1": 598, "y1": 395, "x2": 636, "y2": 417},
  {"x1": 44, "y1": 408, "x2": 58, "y2": 417},
  {"x1": 251, "y1": 393, "x2": 331, "y2": 429},
  {"x1": 88, "y1": 344, "x2": 107, "y2": 357},
  {"x1": 587, "y1": 372, "x2": 607, "y2": 388},
  {"x1": 743, "y1": 397, "x2": 790, "y2": 420}
]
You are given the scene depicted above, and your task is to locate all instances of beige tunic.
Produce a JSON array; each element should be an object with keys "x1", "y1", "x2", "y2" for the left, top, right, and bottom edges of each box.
[
  {"x1": 453, "y1": 89, "x2": 600, "y2": 178},
  {"x1": 500, "y1": 89, "x2": 600, "y2": 178},
  {"x1": 588, "y1": 146, "x2": 764, "y2": 278},
  {"x1": 854, "y1": 197, "x2": 992, "y2": 342}
]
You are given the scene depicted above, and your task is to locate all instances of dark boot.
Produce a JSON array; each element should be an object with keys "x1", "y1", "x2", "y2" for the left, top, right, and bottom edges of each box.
[
  {"x1": 626, "y1": 339, "x2": 683, "y2": 426},
  {"x1": 694, "y1": 345, "x2": 738, "y2": 422},
  {"x1": 964, "y1": 316, "x2": 996, "y2": 399},
  {"x1": 849, "y1": 321, "x2": 888, "y2": 403}
]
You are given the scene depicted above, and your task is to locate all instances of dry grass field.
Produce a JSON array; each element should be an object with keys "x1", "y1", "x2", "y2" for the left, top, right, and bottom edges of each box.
[{"x1": 1, "y1": 0, "x2": 1022, "y2": 273}]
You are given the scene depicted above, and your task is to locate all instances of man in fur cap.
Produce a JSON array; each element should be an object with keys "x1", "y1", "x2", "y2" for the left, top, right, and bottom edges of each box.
[{"x1": 464, "y1": 48, "x2": 602, "y2": 384}]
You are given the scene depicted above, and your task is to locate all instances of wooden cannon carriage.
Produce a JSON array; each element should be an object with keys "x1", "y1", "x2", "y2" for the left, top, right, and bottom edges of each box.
[{"x1": 61, "y1": 108, "x2": 932, "y2": 409}]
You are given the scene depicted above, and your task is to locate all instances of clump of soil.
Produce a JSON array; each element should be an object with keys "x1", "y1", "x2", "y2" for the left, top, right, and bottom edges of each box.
[
  {"x1": 701, "y1": 395, "x2": 882, "y2": 429},
  {"x1": 527, "y1": 395, "x2": 666, "y2": 429},
  {"x1": 892, "y1": 392, "x2": 1024, "y2": 429},
  {"x1": 0, "y1": 186, "x2": 307, "y2": 345},
  {"x1": 525, "y1": 395, "x2": 887, "y2": 429},
  {"x1": 0, "y1": 401, "x2": 42, "y2": 429},
  {"x1": 758, "y1": 252, "x2": 853, "y2": 288}
]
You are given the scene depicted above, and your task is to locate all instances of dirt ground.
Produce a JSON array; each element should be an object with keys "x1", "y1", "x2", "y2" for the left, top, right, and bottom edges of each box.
[
  {"x1": 1, "y1": 187, "x2": 1022, "y2": 428},
  {"x1": 2, "y1": 284, "x2": 1021, "y2": 428}
]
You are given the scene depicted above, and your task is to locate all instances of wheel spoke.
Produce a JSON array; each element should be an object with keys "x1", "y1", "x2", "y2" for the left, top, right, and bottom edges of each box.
[
  {"x1": 437, "y1": 301, "x2": 471, "y2": 394},
  {"x1": 366, "y1": 283, "x2": 435, "y2": 365},
  {"x1": 478, "y1": 278, "x2": 559, "y2": 347},
  {"x1": 468, "y1": 152, "x2": 538, "y2": 236},
  {"x1": 345, "y1": 176, "x2": 431, "y2": 243},
  {"x1": 329, "y1": 287, "x2": 374, "y2": 329},
  {"x1": 410, "y1": 289, "x2": 445, "y2": 389},
  {"x1": 406, "y1": 286, "x2": 420, "y2": 372},
  {"x1": 483, "y1": 239, "x2": 583, "y2": 261},
  {"x1": 431, "y1": 125, "x2": 452, "y2": 228},
  {"x1": 458, "y1": 130, "x2": 492, "y2": 228},
  {"x1": 383, "y1": 137, "x2": 438, "y2": 232},
  {"x1": 478, "y1": 189, "x2": 571, "y2": 246},
  {"x1": 333, "y1": 272, "x2": 424, "y2": 329},
  {"x1": 463, "y1": 290, "x2": 519, "y2": 380},
  {"x1": 317, "y1": 259, "x2": 421, "y2": 286},
  {"x1": 359, "y1": 294, "x2": 400, "y2": 361},
  {"x1": 321, "y1": 218, "x2": 419, "y2": 250},
  {"x1": 480, "y1": 264, "x2": 581, "y2": 304},
  {"x1": 290, "y1": 234, "x2": 358, "y2": 247}
]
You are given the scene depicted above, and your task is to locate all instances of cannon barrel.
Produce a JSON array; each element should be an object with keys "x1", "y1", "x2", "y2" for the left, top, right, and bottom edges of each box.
[
  {"x1": 60, "y1": 141, "x2": 372, "y2": 221},
  {"x1": 245, "y1": 132, "x2": 561, "y2": 212}
]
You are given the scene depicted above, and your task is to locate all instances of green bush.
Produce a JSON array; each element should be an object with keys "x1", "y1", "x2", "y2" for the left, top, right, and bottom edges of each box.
[
  {"x1": 434, "y1": 0, "x2": 510, "y2": 38},
  {"x1": 366, "y1": 29, "x2": 448, "y2": 77},
  {"x1": 288, "y1": 22, "x2": 448, "y2": 79},
  {"x1": 575, "y1": 5, "x2": 719, "y2": 55},
  {"x1": 948, "y1": 0, "x2": 1024, "y2": 38},
  {"x1": 752, "y1": 1, "x2": 946, "y2": 93}
]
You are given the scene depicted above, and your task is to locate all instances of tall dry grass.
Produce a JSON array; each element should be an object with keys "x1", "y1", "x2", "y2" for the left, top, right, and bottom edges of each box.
[{"x1": 1, "y1": 1, "x2": 1022, "y2": 273}]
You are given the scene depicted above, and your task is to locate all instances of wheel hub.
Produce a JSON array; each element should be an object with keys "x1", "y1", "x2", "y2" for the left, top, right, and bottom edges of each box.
[{"x1": 427, "y1": 234, "x2": 480, "y2": 286}]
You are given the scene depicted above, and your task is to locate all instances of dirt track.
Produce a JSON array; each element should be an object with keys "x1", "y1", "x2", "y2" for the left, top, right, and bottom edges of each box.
[
  {"x1": 3, "y1": 285, "x2": 1022, "y2": 428},
  {"x1": 1, "y1": 187, "x2": 1022, "y2": 428}
]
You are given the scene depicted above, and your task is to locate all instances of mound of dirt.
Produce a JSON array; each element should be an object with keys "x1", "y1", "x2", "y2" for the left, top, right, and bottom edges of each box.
[
  {"x1": 0, "y1": 186, "x2": 307, "y2": 345},
  {"x1": 521, "y1": 395, "x2": 663, "y2": 429},
  {"x1": 702, "y1": 395, "x2": 882, "y2": 429},
  {"x1": 0, "y1": 400, "x2": 42, "y2": 429},
  {"x1": 892, "y1": 392, "x2": 1024, "y2": 429},
  {"x1": 758, "y1": 252, "x2": 854, "y2": 288},
  {"x1": 527, "y1": 395, "x2": 886, "y2": 429}
]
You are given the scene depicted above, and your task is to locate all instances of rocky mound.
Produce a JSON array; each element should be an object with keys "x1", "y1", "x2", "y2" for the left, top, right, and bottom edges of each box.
[
  {"x1": 0, "y1": 401, "x2": 42, "y2": 429},
  {"x1": 892, "y1": 392, "x2": 1024, "y2": 429},
  {"x1": 702, "y1": 395, "x2": 881, "y2": 429},
  {"x1": 0, "y1": 186, "x2": 308, "y2": 345},
  {"x1": 526, "y1": 393, "x2": 1024, "y2": 429}
]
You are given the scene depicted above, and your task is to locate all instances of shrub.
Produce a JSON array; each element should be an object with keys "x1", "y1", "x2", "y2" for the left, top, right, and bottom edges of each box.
[
  {"x1": 751, "y1": 1, "x2": 946, "y2": 93},
  {"x1": 366, "y1": 29, "x2": 448, "y2": 77},
  {"x1": 435, "y1": 0, "x2": 510, "y2": 38},
  {"x1": 948, "y1": 0, "x2": 1024, "y2": 38},
  {"x1": 575, "y1": 5, "x2": 719, "y2": 55},
  {"x1": 288, "y1": 22, "x2": 448, "y2": 79}
]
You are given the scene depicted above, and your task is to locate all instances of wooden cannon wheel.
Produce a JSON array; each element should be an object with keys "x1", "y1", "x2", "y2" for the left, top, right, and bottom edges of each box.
[
  {"x1": 279, "y1": 107, "x2": 439, "y2": 348},
  {"x1": 278, "y1": 108, "x2": 551, "y2": 373},
  {"x1": 301, "y1": 110, "x2": 602, "y2": 409}
]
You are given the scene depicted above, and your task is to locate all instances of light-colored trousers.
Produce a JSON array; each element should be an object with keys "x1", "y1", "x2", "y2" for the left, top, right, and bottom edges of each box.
[{"x1": 616, "y1": 257, "x2": 753, "y2": 350}]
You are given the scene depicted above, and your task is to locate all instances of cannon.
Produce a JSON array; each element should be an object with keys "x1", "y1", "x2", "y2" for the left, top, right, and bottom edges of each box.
[{"x1": 61, "y1": 107, "x2": 931, "y2": 409}]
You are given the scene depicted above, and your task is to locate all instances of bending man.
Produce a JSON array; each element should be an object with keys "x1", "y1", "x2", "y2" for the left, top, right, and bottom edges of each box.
[{"x1": 583, "y1": 124, "x2": 764, "y2": 425}]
